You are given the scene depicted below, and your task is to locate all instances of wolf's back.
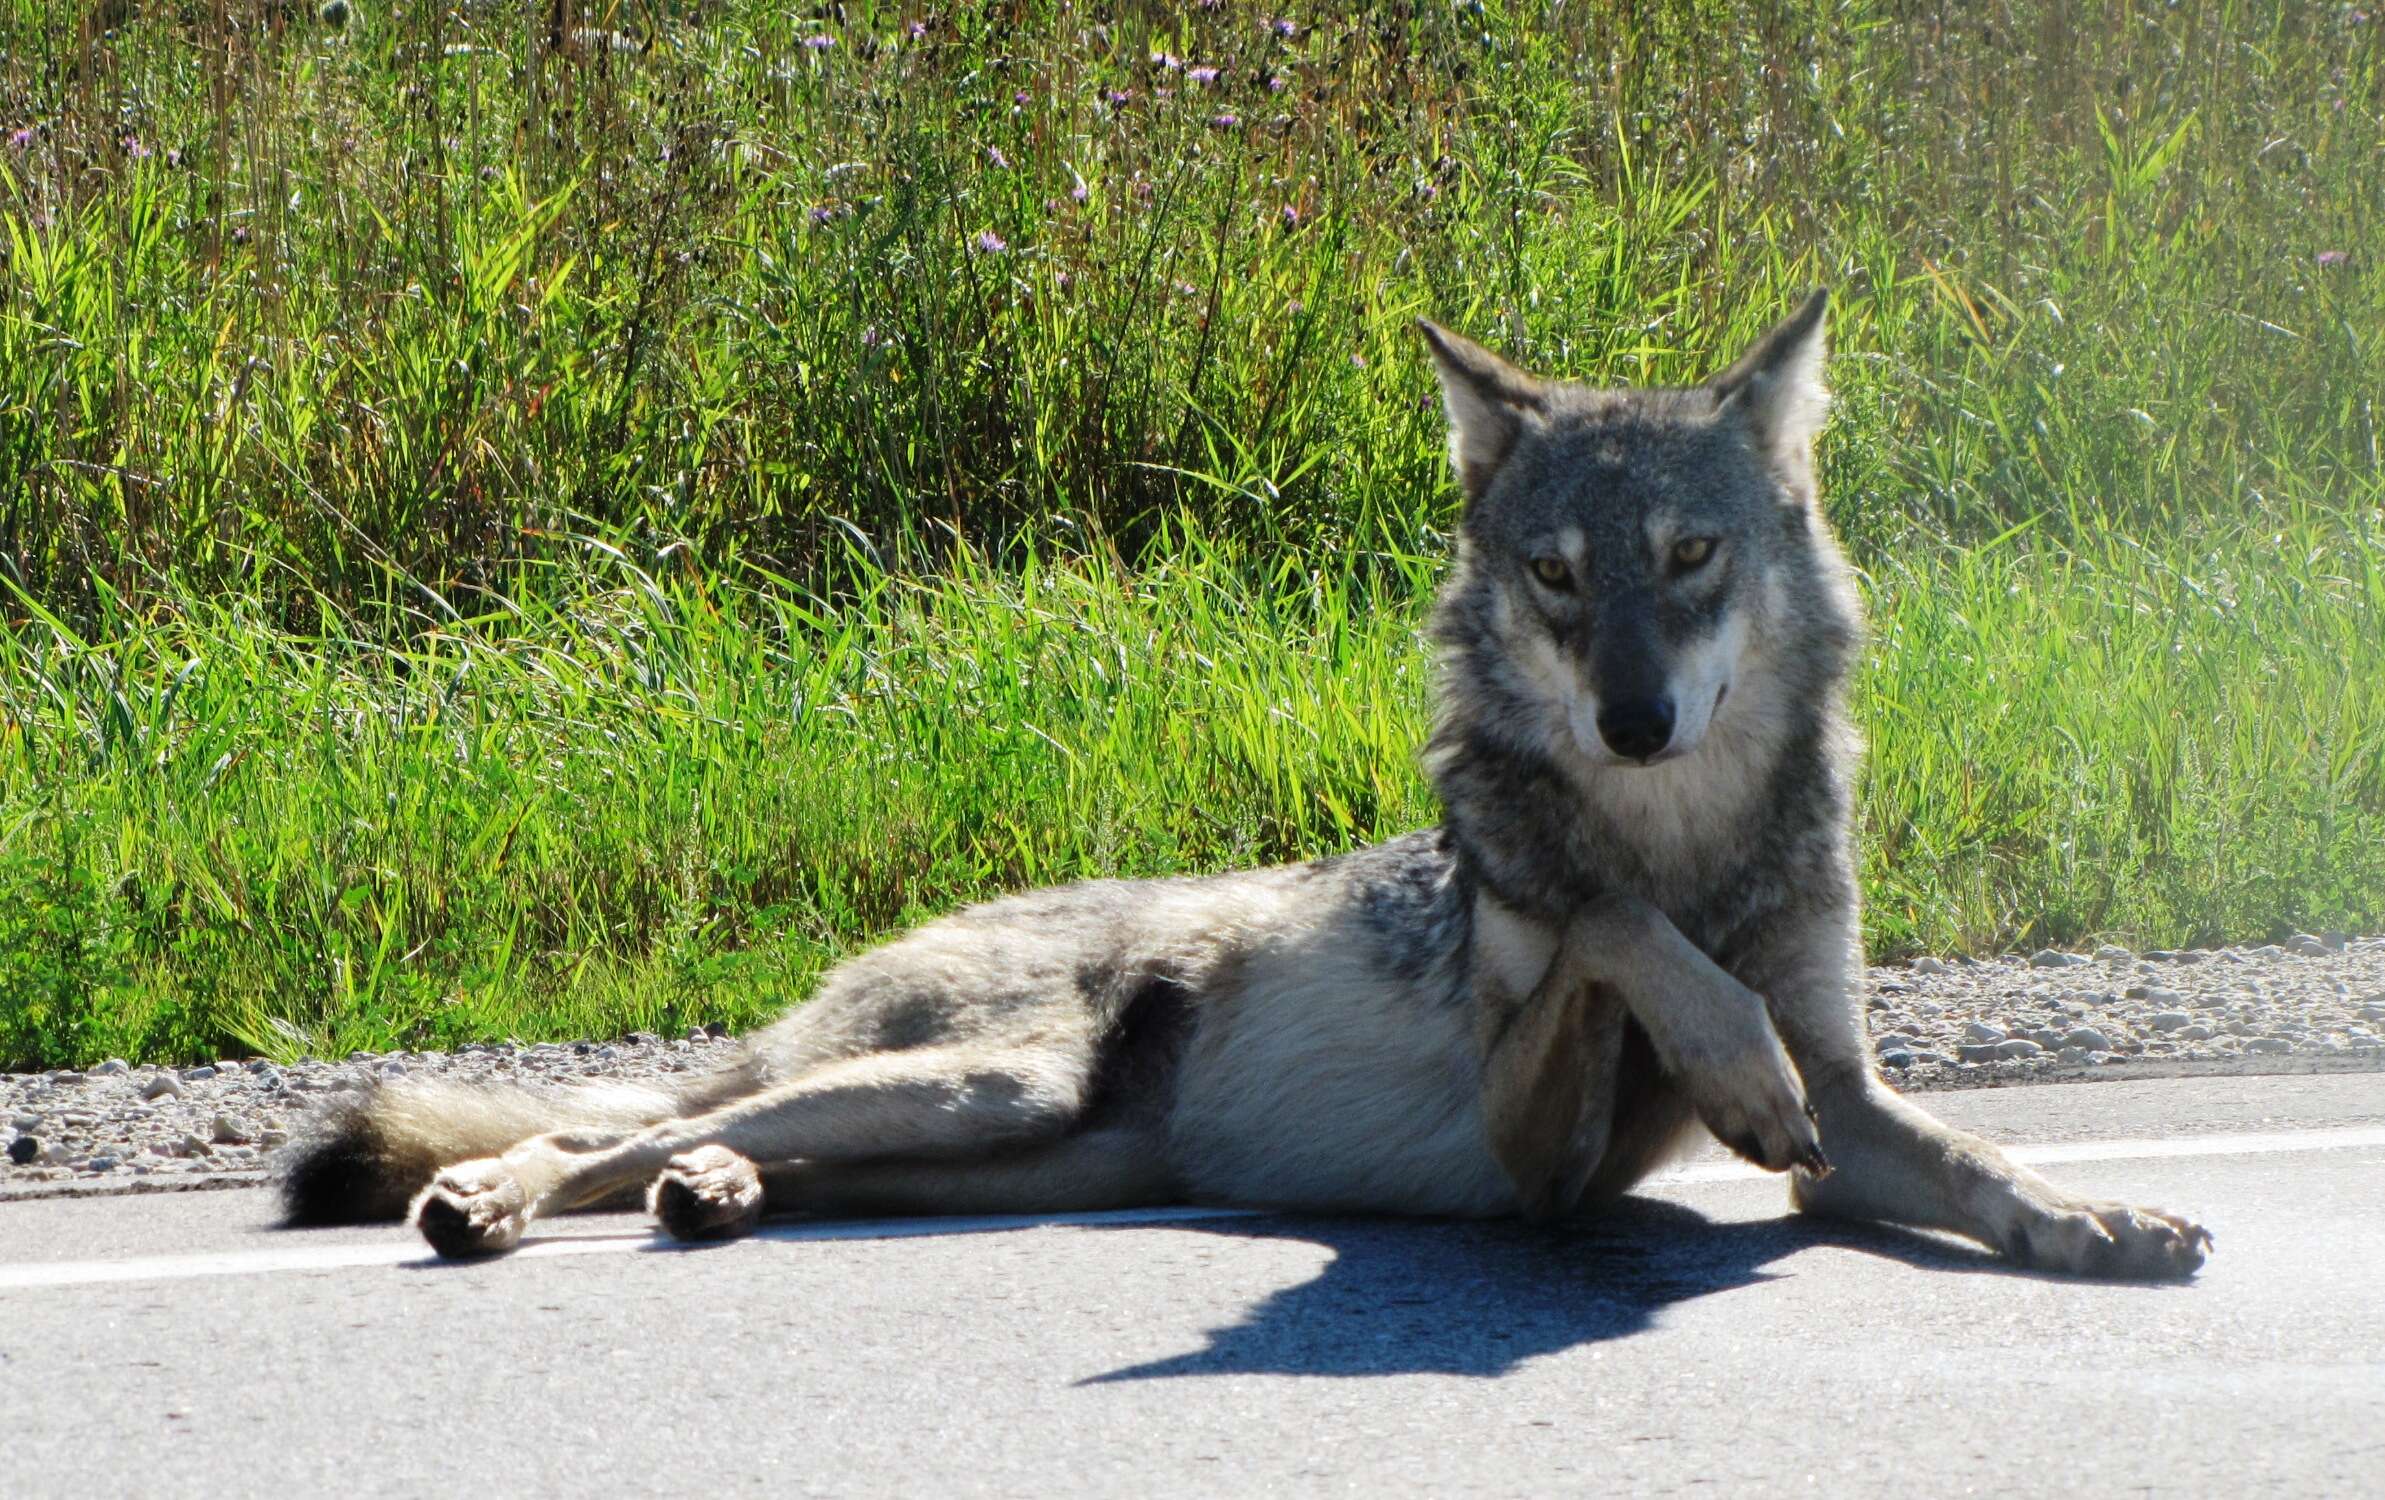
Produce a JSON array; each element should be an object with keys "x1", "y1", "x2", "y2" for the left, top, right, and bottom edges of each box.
[{"x1": 275, "y1": 1057, "x2": 765, "y2": 1225}]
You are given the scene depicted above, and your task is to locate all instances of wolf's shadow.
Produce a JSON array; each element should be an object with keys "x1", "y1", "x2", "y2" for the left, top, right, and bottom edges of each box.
[{"x1": 1077, "y1": 1197, "x2": 1996, "y2": 1384}]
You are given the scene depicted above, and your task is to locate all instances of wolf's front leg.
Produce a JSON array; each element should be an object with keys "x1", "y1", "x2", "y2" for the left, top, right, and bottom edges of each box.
[
  {"x1": 1749, "y1": 913, "x2": 2213, "y2": 1279},
  {"x1": 1479, "y1": 894, "x2": 1826, "y2": 1194}
]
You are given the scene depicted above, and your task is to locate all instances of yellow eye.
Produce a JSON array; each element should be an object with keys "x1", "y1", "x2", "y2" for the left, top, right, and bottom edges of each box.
[
  {"x1": 1673, "y1": 537, "x2": 1716, "y2": 569},
  {"x1": 1529, "y1": 556, "x2": 1573, "y2": 589}
]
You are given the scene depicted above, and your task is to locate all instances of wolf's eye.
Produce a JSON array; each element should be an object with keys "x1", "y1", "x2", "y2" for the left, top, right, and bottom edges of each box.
[
  {"x1": 1528, "y1": 556, "x2": 1573, "y2": 590},
  {"x1": 1672, "y1": 537, "x2": 1717, "y2": 570}
]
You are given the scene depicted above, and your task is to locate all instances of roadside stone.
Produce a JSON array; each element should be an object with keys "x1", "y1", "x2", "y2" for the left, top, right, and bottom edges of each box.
[
  {"x1": 1994, "y1": 1038, "x2": 2044, "y2": 1060},
  {"x1": 87, "y1": 1154, "x2": 119, "y2": 1171},
  {"x1": 2057, "y1": 1046, "x2": 2088, "y2": 1064},
  {"x1": 7, "y1": 1135, "x2": 37, "y2": 1165},
  {"x1": 92, "y1": 1059, "x2": 130, "y2": 1076},
  {"x1": 2150, "y1": 1011, "x2": 2193, "y2": 1032},
  {"x1": 1963, "y1": 1022, "x2": 2005, "y2": 1044},
  {"x1": 2287, "y1": 934, "x2": 2331, "y2": 958},
  {"x1": 2029, "y1": 949, "x2": 2089, "y2": 969},
  {"x1": 2175, "y1": 1024, "x2": 2215, "y2": 1041},
  {"x1": 2246, "y1": 1037, "x2": 2293, "y2": 1054},
  {"x1": 47, "y1": 1071, "x2": 85, "y2": 1086},
  {"x1": 212, "y1": 1114, "x2": 256, "y2": 1145},
  {"x1": 2064, "y1": 1028, "x2": 2113, "y2": 1051},
  {"x1": 181, "y1": 1065, "x2": 217, "y2": 1081},
  {"x1": 2093, "y1": 945, "x2": 2132, "y2": 962},
  {"x1": 139, "y1": 1075, "x2": 183, "y2": 1101},
  {"x1": 1879, "y1": 1050, "x2": 1916, "y2": 1069},
  {"x1": 1911, "y1": 957, "x2": 1950, "y2": 975}
]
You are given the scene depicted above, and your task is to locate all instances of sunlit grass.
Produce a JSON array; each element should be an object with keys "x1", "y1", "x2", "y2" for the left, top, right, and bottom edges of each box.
[{"x1": 0, "y1": 1, "x2": 2379, "y2": 1063}]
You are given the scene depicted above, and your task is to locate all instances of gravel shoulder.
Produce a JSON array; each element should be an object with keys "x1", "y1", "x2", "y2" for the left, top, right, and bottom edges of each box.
[{"x1": 6, "y1": 933, "x2": 2381, "y2": 1203}]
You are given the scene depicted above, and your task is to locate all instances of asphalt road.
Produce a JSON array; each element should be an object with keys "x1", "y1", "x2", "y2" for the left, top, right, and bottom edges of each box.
[{"x1": 4, "y1": 1074, "x2": 2380, "y2": 1498}]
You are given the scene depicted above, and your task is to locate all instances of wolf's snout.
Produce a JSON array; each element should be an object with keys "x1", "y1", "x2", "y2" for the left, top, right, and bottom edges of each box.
[{"x1": 1596, "y1": 697, "x2": 1676, "y2": 762}]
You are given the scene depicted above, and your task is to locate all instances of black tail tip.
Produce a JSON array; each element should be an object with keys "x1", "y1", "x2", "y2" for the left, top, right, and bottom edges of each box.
[{"x1": 273, "y1": 1094, "x2": 419, "y2": 1227}]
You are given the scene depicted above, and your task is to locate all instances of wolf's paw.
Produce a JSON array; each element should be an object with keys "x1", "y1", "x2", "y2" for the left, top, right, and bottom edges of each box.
[
  {"x1": 2002, "y1": 1197, "x2": 2213, "y2": 1280},
  {"x1": 410, "y1": 1160, "x2": 530, "y2": 1258},
  {"x1": 648, "y1": 1145, "x2": 764, "y2": 1242},
  {"x1": 1689, "y1": 1043, "x2": 1829, "y2": 1179}
]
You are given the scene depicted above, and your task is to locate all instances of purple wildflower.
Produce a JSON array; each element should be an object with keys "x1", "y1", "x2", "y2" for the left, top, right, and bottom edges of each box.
[
  {"x1": 1132, "y1": 178, "x2": 1154, "y2": 201},
  {"x1": 1151, "y1": 50, "x2": 1180, "y2": 69},
  {"x1": 1173, "y1": 279, "x2": 1200, "y2": 297},
  {"x1": 1266, "y1": 74, "x2": 1286, "y2": 92},
  {"x1": 1280, "y1": 203, "x2": 1300, "y2": 226},
  {"x1": 1104, "y1": 89, "x2": 1132, "y2": 107},
  {"x1": 974, "y1": 229, "x2": 1008, "y2": 254},
  {"x1": 122, "y1": 134, "x2": 150, "y2": 160},
  {"x1": 1069, "y1": 179, "x2": 1089, "y2": 204},
  {"x1": 987, "y1": 145, "x2": 1011, "y2": 169},
  {"x1": 2316, "y1": 250, "x2": 2348, "y2": 267},
  {"x1": 1271, "y1": 17, "x2": 1297, "y2": 37},
  {"x1": 1014, "y1": 91, "x2": 1029, "y2": 106},
  {"x1": 811, "y1": 205, "x2": 836, "y2": 224},
  {"x1": 1188, "y1": 65, "x2": 1220, "y2": 84},
  {"x1": 906, "y1": 20, "x2": 927, "y2": 39},
  {"x1": 801, "y1": 33, "x2": 835, "y2": 50},
  {"x1": 1349, "y1": 352, "x2": 1367, "y2": 368},
  {"x1": 860, "y1": 325, "x2": 884, "y2": 347},
  {"x1": 6, "y1": 127, "x2": 31, "y2": 151},
  {"x1": 1208, "y1": 112, "x2": 1240, "y2": 129}
]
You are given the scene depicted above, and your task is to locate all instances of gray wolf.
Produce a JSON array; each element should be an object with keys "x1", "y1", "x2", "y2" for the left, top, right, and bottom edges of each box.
[{"x1": 278, "y1": 292, "x2": 2212, "y2": 1277}]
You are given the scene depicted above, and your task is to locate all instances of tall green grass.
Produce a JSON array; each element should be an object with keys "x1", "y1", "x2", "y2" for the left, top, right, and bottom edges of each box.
[{"x1": 0, "y1": 1, "x2": 2378, "y2": 1064}]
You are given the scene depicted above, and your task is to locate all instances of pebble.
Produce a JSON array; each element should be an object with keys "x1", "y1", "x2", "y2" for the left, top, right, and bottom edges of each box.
[
  {"x1": 2064, "y1": 1028, "x2": 2113, "y2": 1051},
  {"x1": 1963, "y1": 1022, "x2": 2005, "y2": 1043},
  {"x1": 2246, "y1": 1037, "x2": 2293, "y2": 1054},
  {"x1": 140, "y1": 1075, "x2": 184, "y2": 1101},
  {"x1": 2093, "y1": 945, "x2": 2132, "y2": 961},
  {"x1": 1994, "y1": 1038, "x2": 2045, "y2": 1059},
  {"x1": 92, "y1": 1059, "x2": 129, "y2": 1076},
  {"x1": 2030, "y1": 949, "x2": 2089, "y2": 969},
  {"x1": 1911, "y1": 957, "x2": 1950, "y2": 975},
  {"x1": 2150, "y1": 1012, "x2": 2193, "y2": 1032},
  {"x1": 212, "y1": 1114, "x2": 256, "y2": 1145}
]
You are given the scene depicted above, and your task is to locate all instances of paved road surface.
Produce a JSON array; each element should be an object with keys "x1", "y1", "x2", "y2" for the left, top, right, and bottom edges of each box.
[{"x1": 4, "y1": 1074, "x2": 2380, "y2": 1497}]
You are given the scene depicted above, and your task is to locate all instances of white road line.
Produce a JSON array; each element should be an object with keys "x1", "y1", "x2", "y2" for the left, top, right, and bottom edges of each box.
[
  {"x1": 1655, "y1": 1124, "x2": 2385, "y2": 1184},
  {"x1": 3, "y1": 1127, "x2": 2379, "y2": 1291}
]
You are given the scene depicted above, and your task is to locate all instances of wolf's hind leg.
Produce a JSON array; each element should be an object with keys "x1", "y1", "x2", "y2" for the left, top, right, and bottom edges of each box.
[
  {"x1": 1479, "y1": 965, "x2": 1629, "y2": 1220},
  {"x1": 412, "y1": 1043, "x2": 1091, "y2": 1257}
]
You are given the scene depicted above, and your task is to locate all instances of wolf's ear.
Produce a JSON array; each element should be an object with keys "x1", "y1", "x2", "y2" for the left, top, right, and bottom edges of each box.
[
  {"x1": 1710, "y1": 289, "x2": 1830, "y2": 502},
  {"x1": 1416, "y1": 319, "x2": 1547, "y2": 502}
]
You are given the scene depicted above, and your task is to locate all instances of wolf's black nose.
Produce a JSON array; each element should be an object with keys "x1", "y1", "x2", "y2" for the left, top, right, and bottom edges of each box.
[{"x1": 1597, "y1": 697, "x2": 1675, "y2": 761}]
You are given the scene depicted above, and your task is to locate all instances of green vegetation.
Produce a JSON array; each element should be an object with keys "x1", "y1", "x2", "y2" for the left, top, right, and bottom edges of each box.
[{"x1": 0, "y1": 2, "x2": 2378, "y2": 1066}]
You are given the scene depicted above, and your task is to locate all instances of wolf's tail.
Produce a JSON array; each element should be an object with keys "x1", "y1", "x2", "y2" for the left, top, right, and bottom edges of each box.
[{"x1": 274, "y1": 1053, "x2": 768, "y2": 1226}]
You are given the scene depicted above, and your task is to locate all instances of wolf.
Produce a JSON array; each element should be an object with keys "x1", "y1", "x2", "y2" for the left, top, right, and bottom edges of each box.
[{"x1": 279, "y1": 291, "x2": 2211, "y2": 1278}]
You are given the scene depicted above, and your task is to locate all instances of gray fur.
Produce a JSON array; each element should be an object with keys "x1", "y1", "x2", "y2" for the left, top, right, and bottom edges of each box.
[{"x1": 280, "y1": 293, "x2": 2212, "y2": 1278}]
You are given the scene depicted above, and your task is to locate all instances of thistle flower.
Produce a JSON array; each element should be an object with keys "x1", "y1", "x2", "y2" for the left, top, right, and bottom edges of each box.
[
  {"x1": 1188, "y1": 66, "x2": 1220, "y2": 84},
  {"x1": 974, "y1": 229, "x2": 1008, "y2": 254},
  {"x1": 801, "y1": 34, "x2": 835, "y2": 50}
]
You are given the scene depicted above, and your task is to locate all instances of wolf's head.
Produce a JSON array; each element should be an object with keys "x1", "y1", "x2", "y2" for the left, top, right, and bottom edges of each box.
[{"x1": 1420, "y1": 293, "x2": 1860, "y2": 785}]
